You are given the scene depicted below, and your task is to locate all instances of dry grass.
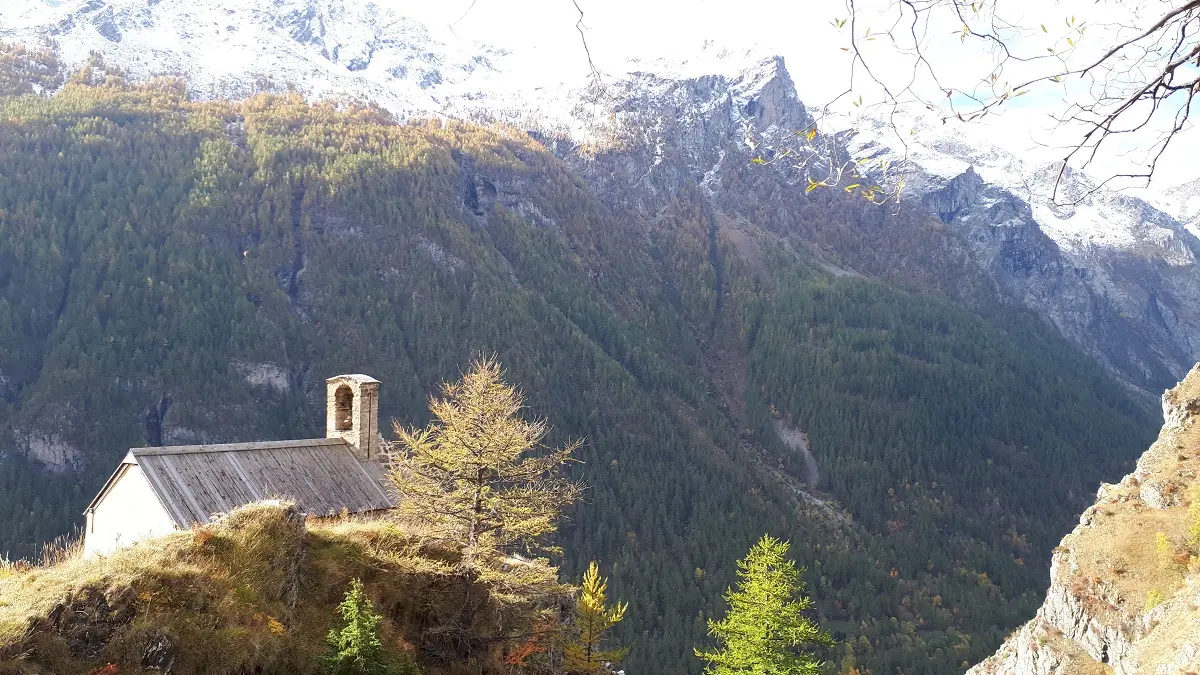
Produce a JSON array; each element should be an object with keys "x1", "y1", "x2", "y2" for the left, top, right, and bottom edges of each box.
[
  {"x1": 1134, "y1": 575, "x2": 1200, "y2": 674},
  {"x1": 34, "y1": 530, "x2": 84, "y2": 568},
  {"x1": 0, "y1": 530, "x2": 82, "y2": 585},
  {"x1": 0, "y1": 536, "x2": 168, "y2": 644},
  {"x1": 1068, "y1": 498, "x2": 1190, "y2": 613},
  {"x1": 0, "y1": 502, "x2": 309, "y2": 672},
  {"x1": 0, "y1": 503, "x2": 569, "y2": 675},
  {"x1": 1062, "y1": 375, "x2": 1200, "y2": 620},
  {"x1": 1037, "y1": 629, "x2": 1114, "y2": 675}
]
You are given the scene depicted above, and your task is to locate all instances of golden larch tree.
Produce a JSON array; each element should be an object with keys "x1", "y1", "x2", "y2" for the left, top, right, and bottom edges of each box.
[
  {"x1": 387, "y1": 357, "x2": 582, "y2": 564},
  {"x1": 562, "y1": 561, "x2": 629, "y2": 675}
]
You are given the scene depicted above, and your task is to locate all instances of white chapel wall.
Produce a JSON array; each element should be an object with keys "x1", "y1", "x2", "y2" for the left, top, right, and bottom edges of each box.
[{"x1": 83, "y1": 463, "x2": 177, "y2": 558}]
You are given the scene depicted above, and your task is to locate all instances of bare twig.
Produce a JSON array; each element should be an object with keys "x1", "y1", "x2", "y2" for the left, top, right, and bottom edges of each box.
[
  {"x1": 829, "y1": 0, "x2": 1200, "y2": 202},
  {"x1": 571, "y1": 0, "x2": 604, "y2": 86}
]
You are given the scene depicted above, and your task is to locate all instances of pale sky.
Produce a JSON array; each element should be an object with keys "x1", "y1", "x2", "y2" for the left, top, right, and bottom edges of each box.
[{"x1": 398, "y1": 0, "x2": 1199, "y2": 190}]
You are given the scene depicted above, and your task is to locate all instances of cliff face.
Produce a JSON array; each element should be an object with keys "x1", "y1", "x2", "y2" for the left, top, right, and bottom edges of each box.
[
  {"x1": 850, "y1": 119, "x2": 1200, "y2": 396},
  {"x1": 968, "y1": 365, "x2": 1200, "y2": 675}
]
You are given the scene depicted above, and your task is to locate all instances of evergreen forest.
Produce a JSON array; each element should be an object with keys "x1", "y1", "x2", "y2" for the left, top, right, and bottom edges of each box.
[{"x1": 0, "y1": 56, "x2": 1158, "y2": 674}]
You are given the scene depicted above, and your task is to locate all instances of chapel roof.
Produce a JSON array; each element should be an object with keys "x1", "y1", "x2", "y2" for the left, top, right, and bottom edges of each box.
[{"x1": 88, "y1": 438, "x2": 395, "y2": 527}]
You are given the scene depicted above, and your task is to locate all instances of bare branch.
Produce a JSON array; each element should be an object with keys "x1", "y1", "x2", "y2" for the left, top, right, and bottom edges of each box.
[
  {"x1": 823, "y1": 0, "x2": 1200, "y2": 202},
  {"x1": 571, "y1": 0, "x2": 603, "y2": 86}
]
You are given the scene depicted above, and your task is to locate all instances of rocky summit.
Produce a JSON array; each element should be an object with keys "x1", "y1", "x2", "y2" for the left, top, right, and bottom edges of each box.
[{"x1": 850, "y1": 116, "x2": 1200, "y2": 395}]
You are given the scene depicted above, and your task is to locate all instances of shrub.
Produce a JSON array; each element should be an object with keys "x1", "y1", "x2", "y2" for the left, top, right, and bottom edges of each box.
[
  {"x1": 1144, "y1": 589, "x2": 1165, "y2": 612},
  {"x1": 1155, "y1": 532, "x2": 1175, "y2": 570}
]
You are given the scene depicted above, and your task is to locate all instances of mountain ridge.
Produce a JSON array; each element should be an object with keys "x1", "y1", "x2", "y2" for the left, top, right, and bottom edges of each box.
[
  {"x1": 0, "y1": 0, "x2": 510, "y2": 113},
  {"x1": 848, "y1": 116, "x2": 1200, "y2": 392}
]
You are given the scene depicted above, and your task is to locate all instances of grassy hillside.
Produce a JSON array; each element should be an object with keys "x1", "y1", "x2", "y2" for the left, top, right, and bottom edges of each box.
[
  {"x1": 1, "y1": 502, "x2": 566, "y2": 675},
  {"x1": 0, "y1": 69, "x2": 1157, "y2": 674}
]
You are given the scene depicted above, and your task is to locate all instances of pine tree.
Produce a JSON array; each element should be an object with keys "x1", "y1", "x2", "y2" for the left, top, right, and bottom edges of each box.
[
  {"x1": 322, "y1": 578, "x2": 412, "y2": 675},
  {"x1": 563, "y1": 561, "x2": 629, "y2": 674},
  {"x1": 387, "y1": 357, "x2": 582, "y2": 562},
  {"x1": 696, "y1": 535, "x2": 833, "y2": 675}
]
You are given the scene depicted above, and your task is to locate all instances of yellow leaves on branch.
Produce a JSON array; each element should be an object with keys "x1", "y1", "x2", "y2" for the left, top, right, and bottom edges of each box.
[{"x1": 578, "y1": 562, "x2": 628, "y2": 629}]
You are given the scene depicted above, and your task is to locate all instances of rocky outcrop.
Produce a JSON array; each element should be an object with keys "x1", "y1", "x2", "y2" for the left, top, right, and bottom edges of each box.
[
  {"x1": 968, "y1": 364, "x2": 1200, "y2": 675},
  {"x1": 231, "y1": 361, "x2": 291, "y2": 394},
  {"x1": 14, "y1": 431, "x2": 81, "y2": 472},
  {"x1": 771, "y1": 418, "x2": 818, "y2": 488},
  {"x1": 551, "y1": 56, "x2": 814, "y2": 207}
]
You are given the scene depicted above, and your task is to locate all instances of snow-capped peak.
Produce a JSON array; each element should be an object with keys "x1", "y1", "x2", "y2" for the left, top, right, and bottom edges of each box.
[
  {"x1": 847, "y1": 108, "x2": 1199, "y2": 261},
  {"x1": 3, "y1": 0, "x2": 804, "y2": 145},
  {"x1": 0, "y1": 0, "x2": 513, "y2": 116},
  {"x1": 1150, "y1": 177, "x2": 1200, "y2": 242}
]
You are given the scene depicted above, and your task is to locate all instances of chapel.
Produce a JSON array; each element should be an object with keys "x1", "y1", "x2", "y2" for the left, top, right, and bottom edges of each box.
[{"x1": 81, "y1": 374, "x2": 394, "y2": 557}]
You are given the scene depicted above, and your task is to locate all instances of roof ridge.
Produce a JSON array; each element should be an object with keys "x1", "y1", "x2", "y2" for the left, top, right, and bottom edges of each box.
[{"x1": 131, "y1": 437, "x2": 349, "y2": 456}]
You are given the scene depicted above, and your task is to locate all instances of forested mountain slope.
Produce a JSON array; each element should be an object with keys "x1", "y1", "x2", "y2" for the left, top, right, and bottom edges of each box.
[
  {"x1": 5, "y1": 0, "x2": 1196, "y2": 399},
  {"x1": 968, "y1": 366, "x2": 1200, "y2": 674},
  {"x1": 0, "y1": 70, "x2": 1157, "y2": 674}
]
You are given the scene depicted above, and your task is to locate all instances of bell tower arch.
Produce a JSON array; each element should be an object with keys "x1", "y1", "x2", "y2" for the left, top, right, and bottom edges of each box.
[{"x1": 325, "y1": 374, "x2": 381, "y2": 461}]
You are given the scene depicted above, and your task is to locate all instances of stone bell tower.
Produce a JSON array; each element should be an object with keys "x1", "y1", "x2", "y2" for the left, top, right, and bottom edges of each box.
[{"x1": 326, "y1": 374, "x2": 381, "y2": 461}]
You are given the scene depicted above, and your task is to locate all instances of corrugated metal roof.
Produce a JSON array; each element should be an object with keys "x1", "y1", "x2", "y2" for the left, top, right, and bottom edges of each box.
[{"x1": 129, "y1": 438, "x2": 395, "y2": 527}]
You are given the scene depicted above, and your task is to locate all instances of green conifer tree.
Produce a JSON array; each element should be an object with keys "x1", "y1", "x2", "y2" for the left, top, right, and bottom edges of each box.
[
  {"x1": 696, "y1": 535, "x2": 833, "y2": 675},
  {"x1": 322, "y1": 578, "x2": 413, "y2": 675},
  {"x1": 563, "y1": 561, "x2": 629, "y2": 674}
]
